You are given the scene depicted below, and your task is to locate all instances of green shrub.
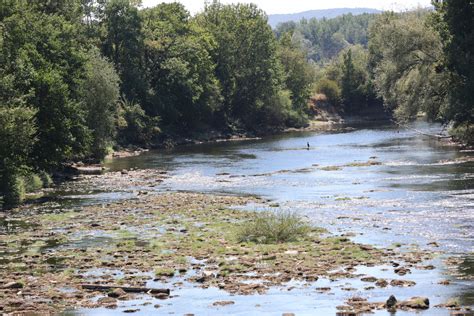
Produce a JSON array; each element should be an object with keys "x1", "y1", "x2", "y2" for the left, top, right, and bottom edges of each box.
[
  {"x1": 24, "y1": 173, "x2": 43, "y2": 192},
  {"x1": 236, "y1": 210, "x2": 310, "y2": 244},
  {"x1": 2, "y1": 173, "x2": 26, "y2": 209},
  {"x1": 450, "y1": 122, "x2": 474, "y2": 146},
  {"x1": 117, "y1": 99, "x2": 161, "y2": 146},
  {"x1": 286, "y1": 109, "x2": 309, "y2": 128},
  {"x1": 39, "y1": 171, "x2": 53, "y2": 188},
  {"x1": 314, "y1": 78, "x2": 341, "y2": 106}
]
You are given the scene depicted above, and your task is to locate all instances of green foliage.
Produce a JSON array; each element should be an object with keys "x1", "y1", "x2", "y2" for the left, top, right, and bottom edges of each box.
[
  {"x1": 23, "y1": 174, "x2": 43, "y2": 193},
  {"x1": 339, "y1": 48, "x2": 371, "y2": 112},
  {"x1": 197, "y1": 2, "x2": 285, "y2": 128},
  {"x1": 276, "y1": 13, "x2": 378, "y2": 62},
  {"x1": 260, "y1": 90, "x2": 307, "y2": 128},
  {"x1": 0, "y1": 0, "x2": 319, "y2": 207},
  {"x1": 236, "y1": 210, "x2": 311, "y2": 244},
  {"x1": 0, "y1": 107, "x2": 37, "y2": 168},
  {"x1": 450, "y1": 122, "x2": 474, "y2": 146},
  {"x1": 38, "y1": 171, "x2": 53, "y2": 188},
  {"x1": 0, "y1": 106, "x2": 37, "y2": 209},
  {"x1": 314, "y1": 78, "x2": 341, "y2": 106},
  {"x1": 1, "y1": 4, "x2": 92, "y2": 168},
  {"x1": 278, "y1": 32, "x2": 315, "y2": 113},
  {"x1": 2, "y1": 171, "x2": 25, "y2": 210},
  {"x1": 316, "y1": 45, "x2": 377, "y2": 112},
  {"x1": 141, "y1": 3, "x2": 222, "y2": 129},
  {"x1": 103, "y1": 0, "x2": 146, "y2": 102},
  {"x1": 81, "y1": 48, "x2": 121, "y2": 160},
  {"x1": 432, "y1": 0, "x2": 474, "y2": 143},
  {"x1": 117, "y1": 99, "x2": 160, "y2": 146},
  {"x1": 369, "y1": 10, "x2": 449, "y2": 122}
]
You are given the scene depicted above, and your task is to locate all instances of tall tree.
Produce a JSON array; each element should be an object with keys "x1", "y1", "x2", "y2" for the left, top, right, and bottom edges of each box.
[
  {"x1": 433, "y1": 0, "x2": 473, "y2": 132},
  {"x1": 80, "y1": 48, "x2": 121, "y2": 159},
  {"x1": 368, "y1": 10, "x2": 449, "y2": 121},
  {"x1": 0, "y1": 107, "x2": 37, "y2": 209},
  {"x1": 141, "y1": 3, "x2": 221, "y2": 130},
  {"x1": 196, "y1": 2, "x2": 284, "y2": 128},
  {"x1": 278, "y1": 32, "x2": 315, "y2": 113},
  {"x1": 1, "y1": 4, "x2": 91, "y2": 169},
  {"x1": 103, "y1": 0, "x2": 146, "y2": 103}
]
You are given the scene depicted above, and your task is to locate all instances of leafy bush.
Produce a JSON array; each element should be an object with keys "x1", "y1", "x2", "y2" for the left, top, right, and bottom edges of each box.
[
  {"x1": 0, "y1": 107, "x2": 37, "y2": 209},
  {"x1": 117, "y1": 99, "x2": 161, "y2": 146},
  {"x1": 81, "y1": 48, "x2": 121, "y2": 160},
  {"x1": 2, "y1": 172, "x2": 26, "y2": 209},
  {"x1": 314, "y1": 78, "x2": 341, "y2": 106},
  {"x1": 450, "y1": 122, "x2": 474, "y2": 146},
  {"x1": 39, "y1": 171, "x2": 53, "y2": 188},
  {"x1": 236, "y1": 210, "x2": 310, "y2": 244},
  {"x1": 24, "y1": 173, "x2": 43, "y2": 193}
]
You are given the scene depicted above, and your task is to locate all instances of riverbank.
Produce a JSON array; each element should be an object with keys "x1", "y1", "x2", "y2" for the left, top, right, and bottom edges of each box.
[{"x1": 1, "y1": 167, "x2": 471, "y2": 315}]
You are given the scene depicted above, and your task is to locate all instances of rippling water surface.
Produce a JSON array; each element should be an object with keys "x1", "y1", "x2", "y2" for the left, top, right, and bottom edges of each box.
[
  {"x1": 105, "y1": 122, "x2": 473, "y2": 253},
  {"x1": 72, "y1": 121, "x2": 474, "y2": 315}
]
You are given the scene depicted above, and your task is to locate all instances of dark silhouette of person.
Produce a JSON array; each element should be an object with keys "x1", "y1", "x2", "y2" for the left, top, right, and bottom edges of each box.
[{"x1": 307, "y1": 142, "x2": 310, "y2": 150}]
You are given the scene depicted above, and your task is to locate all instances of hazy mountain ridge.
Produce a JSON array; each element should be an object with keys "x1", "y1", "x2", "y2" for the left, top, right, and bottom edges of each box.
[{"x1": 268, "y1": 8, "x2": 382, "y2": 28}]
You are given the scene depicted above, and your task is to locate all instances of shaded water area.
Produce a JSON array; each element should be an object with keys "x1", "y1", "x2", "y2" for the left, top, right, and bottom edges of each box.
[{"x1": 4, "y1": 121, "x2": 473, "y2": 315}]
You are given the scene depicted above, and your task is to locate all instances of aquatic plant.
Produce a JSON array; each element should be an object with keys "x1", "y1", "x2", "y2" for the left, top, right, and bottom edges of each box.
[{"x1": 236, "y1": 210, "x2": 310, "y2": 244}]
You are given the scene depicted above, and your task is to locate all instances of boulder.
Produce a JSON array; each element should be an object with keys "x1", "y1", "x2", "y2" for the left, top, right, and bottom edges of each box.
[
  {"x1": 375, "y1": 279, "x2": 388, "y2": 287},
  {"x1": 107, "y1": 288, "x2": 127, "y2": 299},
  {"x1": 398, "y1": 297, "x2": 429, "y2": 309},
  {"x1": 394, "y1": 267, "x2": 411, "y2": 276},
  {"x1": 386, "y1": 295, "x2": 397, "y2": 308},
  {"x1": 390, "y1": 279, "x2": 416, "y2": 287}
]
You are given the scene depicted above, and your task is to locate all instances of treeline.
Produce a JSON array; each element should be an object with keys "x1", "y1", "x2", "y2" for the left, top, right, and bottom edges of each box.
[
  {"x1": 368, "y1": 3, "x2": 473, "y2": 144},
  {"x1": 275, "y1": 13, "x2": 377, "y2": 62},
  {"x1": 1, "y1": 1, "x2": 472, "y2": 209},
  {"x1": 282, "y1": 2, "x2": 473, "y2": 135},
  {"x1": 276, "y1": 13, "x2": 382, "y2": 114},
  {"x1": 0, "y1": 0, "x2": 315, "y2": 208}
]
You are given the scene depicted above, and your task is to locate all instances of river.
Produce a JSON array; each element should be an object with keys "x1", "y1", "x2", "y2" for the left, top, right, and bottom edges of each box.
[
  {"x1": 9, "y1": 121, "x2": 473, "y2": 315},
  {"x1": 68, "y1": 121, "x2": 471, "y2": 316}
]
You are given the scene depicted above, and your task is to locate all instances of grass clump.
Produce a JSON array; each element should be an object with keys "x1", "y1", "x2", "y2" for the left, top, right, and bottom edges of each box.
[
  {"x1": 154, "y1": 268, "x2": 175, "y2": 277},
  {"x1": 236, "y1": 211, "x2": 310, "y2": 244},
  {"x1": 40, "y1": 211, "x2": 77, "y2": 222}
]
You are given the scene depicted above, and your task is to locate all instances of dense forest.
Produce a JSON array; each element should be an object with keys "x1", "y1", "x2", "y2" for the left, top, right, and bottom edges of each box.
[{"x1": 0, "y1": 0, "x2": 472, "y2": 209}]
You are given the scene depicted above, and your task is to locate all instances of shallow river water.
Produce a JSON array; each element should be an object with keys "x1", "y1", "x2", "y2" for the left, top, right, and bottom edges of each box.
[{"x1": 62, "y1": 121, "x2": 473, "y2": 315}]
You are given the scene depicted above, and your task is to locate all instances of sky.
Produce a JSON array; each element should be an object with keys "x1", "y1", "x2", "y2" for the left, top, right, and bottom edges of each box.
[{"x1": 141, "y1": 0, "x2": 433, "y2": 15}]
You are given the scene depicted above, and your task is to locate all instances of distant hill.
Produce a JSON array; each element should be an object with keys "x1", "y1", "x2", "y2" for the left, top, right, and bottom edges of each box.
[{"x1": 268, "y1": 8, "x2": 382, "y2": 28}]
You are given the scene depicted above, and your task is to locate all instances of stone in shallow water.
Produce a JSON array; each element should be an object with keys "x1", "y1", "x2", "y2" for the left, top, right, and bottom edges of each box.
[
  {"x1": 361, "y1": 276, "x2": 377, "y2": 282},
  {"x1": 97, "y1": 297, "x2": 117, "y2": 309},
  {"x1": 398, "y1": 297, "x2": 429, "y2": 309},
  {"x1": 375, "y1": 279, "x2": 388, "y2": 287},
  {"x1": 212, "y1": 301, "x2": 235, "y2": 306},
  {"x1": 394, "y1": 267, "x2": 411, "y2": 276},
  {"x1": 386, "y1": 295, "x2": 397, "y2": 308},
  {"x1": 107, "y1": 288, "x2": 127, "y2": 298},
  {"x1": 123, "y1": 309, "x2": 140, "y2": 313},
  {"x1": 390, "y1": 279, "x2": 416, "y2": 287}
]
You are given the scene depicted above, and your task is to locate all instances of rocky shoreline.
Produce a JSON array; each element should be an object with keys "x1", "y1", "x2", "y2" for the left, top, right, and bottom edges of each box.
[{"x1": 1, "y1": 169, "x2": 471, "y2": 315}]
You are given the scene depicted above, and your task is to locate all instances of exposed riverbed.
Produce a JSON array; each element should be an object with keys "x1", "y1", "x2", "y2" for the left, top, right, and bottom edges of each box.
[{"x1": 1, "y1": 121, "x2": 472, "y2": 315}]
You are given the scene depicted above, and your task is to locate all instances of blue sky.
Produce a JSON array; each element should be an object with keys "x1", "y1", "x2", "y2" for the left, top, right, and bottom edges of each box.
[{"x1": 142, "y1": 0, "x2": 433, "y2": 14}]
